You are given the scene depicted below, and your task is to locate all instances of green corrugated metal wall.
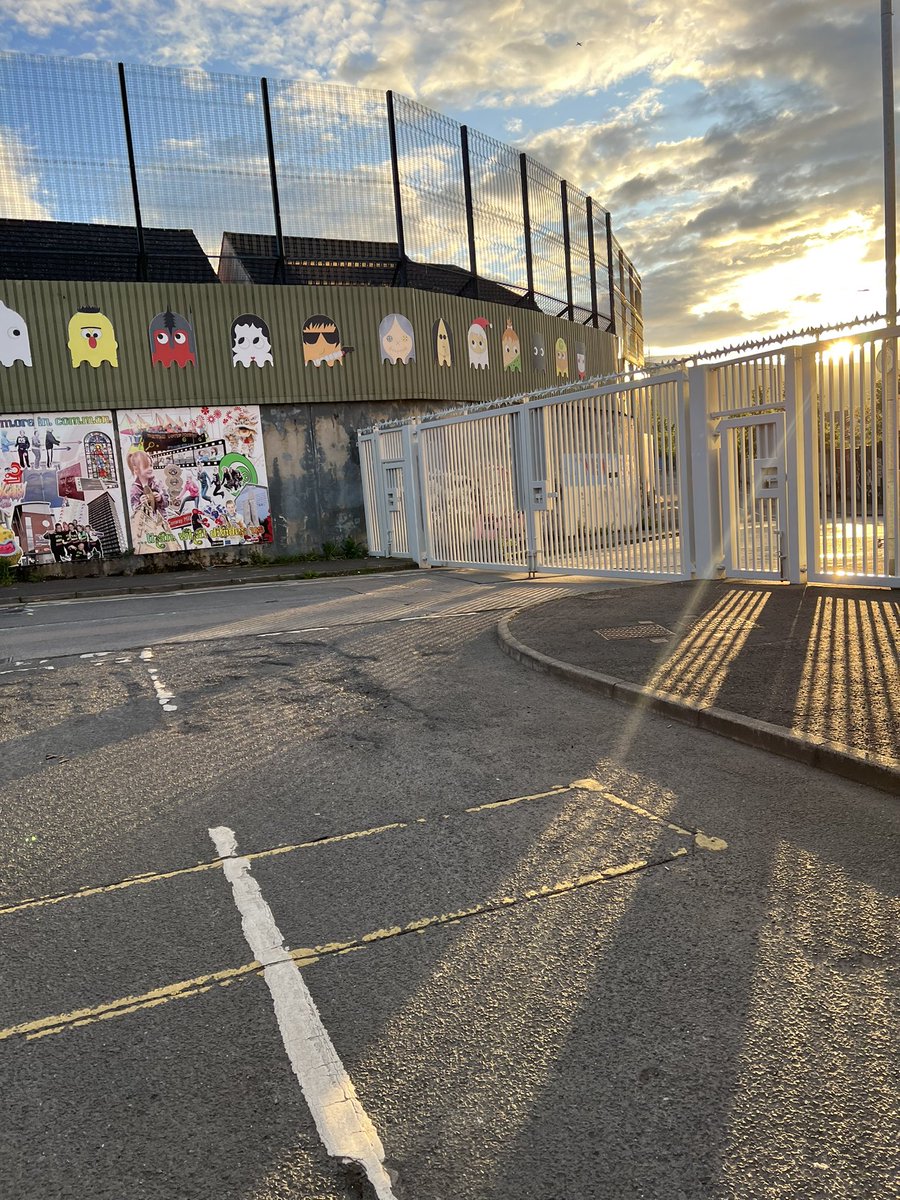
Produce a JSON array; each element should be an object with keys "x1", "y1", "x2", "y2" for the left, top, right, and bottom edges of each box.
[{"x1": 0, "y1": 279, "x2": 617, "y2": 415}]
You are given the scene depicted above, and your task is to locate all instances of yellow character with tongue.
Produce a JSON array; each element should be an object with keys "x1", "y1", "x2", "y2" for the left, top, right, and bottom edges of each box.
[{"x1": 67, "y1": 307, "x2": 119, "y2": 368}]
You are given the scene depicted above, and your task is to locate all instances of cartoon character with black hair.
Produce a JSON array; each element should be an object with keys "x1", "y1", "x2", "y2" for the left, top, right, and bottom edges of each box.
[
  {"x1": 302, "y1": 314, "x2": 353, "y2": 367},
  {"x1": 576, "y1": 341, "x2": 586, "y2": 380},
  {"x1": 149, "y1": 309, "x2": 197, "y2": 368},
  {"x1": 379, "y1": 313, "x2": 415, "y2": 365},
  {"x1": 433, "y1": 318, "x2": 453, "y2": 367},
  {"x1": 231, "y1": 314, "x2": 273, "y2": 368},
  {"x1": 68, "y1": 307, "x2": 118, "y2": 368}
]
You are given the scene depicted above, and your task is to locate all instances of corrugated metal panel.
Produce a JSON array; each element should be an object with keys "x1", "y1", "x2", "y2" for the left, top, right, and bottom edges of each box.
[{"x1": 0, "y1": 278, "x2": 617, "y2": 415}]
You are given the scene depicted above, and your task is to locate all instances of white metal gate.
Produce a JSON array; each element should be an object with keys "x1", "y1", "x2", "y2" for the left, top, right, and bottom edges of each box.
[
  {"x1": 719, "y1": 413, "x2": 786, "y2": 579},
  {"x1": 361, "y1": 376, "x2": 689, "y2": 581},
  {"x1": 359, "y1": 324, "x2": 899, "y2": 590}
]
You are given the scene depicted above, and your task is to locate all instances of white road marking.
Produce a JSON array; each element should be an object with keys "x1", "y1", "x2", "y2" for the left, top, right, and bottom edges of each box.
[
  {"x1": 209, "y1": 825, "x2": 398, "y2": 1200},
  {"x1": 141, "y1": 647, "x2": 178, "y2": 712}
]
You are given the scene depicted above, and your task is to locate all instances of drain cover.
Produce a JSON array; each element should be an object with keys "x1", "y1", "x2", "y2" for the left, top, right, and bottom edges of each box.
[{"x1": 595, "y1": 623, "x2": 672, "y2": 640}]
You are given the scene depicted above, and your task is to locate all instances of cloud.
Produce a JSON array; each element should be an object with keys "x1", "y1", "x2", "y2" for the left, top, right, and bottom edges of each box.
[{"x1": 0, "y1": 127, "x2": 52, "y2": 221}]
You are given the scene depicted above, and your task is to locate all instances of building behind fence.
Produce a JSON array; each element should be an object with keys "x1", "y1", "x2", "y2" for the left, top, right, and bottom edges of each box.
[{"x1": 0, "y1": 51, "x2": 644, "y2": 367}]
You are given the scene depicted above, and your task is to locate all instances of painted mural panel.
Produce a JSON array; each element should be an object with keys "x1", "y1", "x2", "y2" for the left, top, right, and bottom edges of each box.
[
  {"x1": 117, "y1": 405, "x2": 272, "y2": 555},
  {"x1": 0, "y1": 411, "x2": 127, "y2": 562}
]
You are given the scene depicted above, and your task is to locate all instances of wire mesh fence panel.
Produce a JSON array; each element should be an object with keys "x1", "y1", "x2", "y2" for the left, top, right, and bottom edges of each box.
[
  {"x1": 467, "y1": 129, "x2": 528, "y2": 297},
  {"x1": 591, "y1": 208, "x2": 613, "y2": 327},
  {"x1": 392, "y1": 96, "x2": 468, "y2": 271},
  {"x1": 524, "y1": 156, "x2": 567, "y2": 317},
  {"x1": 418, "y1": 412, "x2": 529, "y2": 569},
  {"x1": 121, "y1": 64, "x2": 274, "y2": 277},
  {"x1": 566, "y1": 184, "x2": 595, "y2": 324},
  {"x1": 0, "y1": 53, "x2": 134, "y2": 245},
  {"x1": 269, "y1": 79, "x2": 396, "y2": 250}
]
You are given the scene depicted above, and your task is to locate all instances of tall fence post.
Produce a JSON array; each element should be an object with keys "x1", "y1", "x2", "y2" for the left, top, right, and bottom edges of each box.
[
  {"x1": 687, "y1": 364, "x2": 721, "y2": 578},
  {"x1": 117, "y1": 63, "x2": 147, "y2": 283},
  {"x1": 460, "y1": 125, "x2": 479, "y2": 300},
  {"x1": 519, "y1": 153, "x2": 535, "y2": 305},
  {"x1": 605, "y1": 212, "x2": 617, "y2": 337},
  {"x1": 586, "y1": 197, "x2": 599, "y2": 329},
  {"x1": 386, "y1": 91, "x2": 408, "y2": 287},
  {"x1": 560, "y1": 180, "x2": 574, "y2": 320},
  {"x1": 782, "y1": 345, "x2": 807, "y2": 583},
  {"x1": 260, "y1": 77, "x2": 286, "y2": 284}
]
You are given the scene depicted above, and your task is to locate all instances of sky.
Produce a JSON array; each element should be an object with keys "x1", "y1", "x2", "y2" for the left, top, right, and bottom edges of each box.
[{"x1": 0, "y1": 0, "x2": 892, "y2": 357}]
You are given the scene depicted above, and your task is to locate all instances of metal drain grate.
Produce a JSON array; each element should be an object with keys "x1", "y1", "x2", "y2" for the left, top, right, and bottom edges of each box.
[{"x1": 595, "y1": 623, "x2": 673, "y2": 640}]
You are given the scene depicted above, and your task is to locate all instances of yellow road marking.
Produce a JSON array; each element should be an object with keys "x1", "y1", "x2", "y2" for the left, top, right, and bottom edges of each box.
[
  {"x1": 1, "y1": 780, "x2": 724, "y2": 918},
  {"x1": 1, "y1": 784, "x2": 574, "y2": 917},
  {"x1": 1, "y1": 841, "x2": 716, "y2": 1045}
]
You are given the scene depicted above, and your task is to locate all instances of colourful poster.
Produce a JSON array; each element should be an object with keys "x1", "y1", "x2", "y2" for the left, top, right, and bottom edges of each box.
[
  {"x1": 117, "y1": 405, "x2": 273, "y2": 555},
  {"x1": 0, "y1": 412, "x2": 127, "y2": 563}
]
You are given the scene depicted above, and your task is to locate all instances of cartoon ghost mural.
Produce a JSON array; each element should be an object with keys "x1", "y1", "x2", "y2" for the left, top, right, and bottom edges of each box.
[
  {"x1": 555, "y1": 338, "x2": 569, "y2": 378},
  {"x1": 68, "y1": 308, "x2": 118, "y2": 368},
  {"x1": 302, "y1": 314, "x2": 352, "y2": 367},
  {"x1": 575, "y1": 341, "x2": 586, "y2": 381},
  {"x1": 149, "y1": 310, "x2": 197, "y2": 368},
  {"x1": 0, "y1": 301, "x2": 32, "y2": 367},
  {"x1": 432, "y1": 318, "x2": 453, "y2": 367},
  {"x1": 501, "y1": 319, "x2": 521, "y2": 372},
  {"x1": 379, "y1": 313, "x2": 415, "y2": 365},
  {"x1": 532, "y1": 331, "x2": 546, "y2": 373},
  {"x1": 467, "y1": 317, "x2": 490, "y2": 369},
  {"x1": 231, "y1": 314, "x2": 273, "y2": 368}
]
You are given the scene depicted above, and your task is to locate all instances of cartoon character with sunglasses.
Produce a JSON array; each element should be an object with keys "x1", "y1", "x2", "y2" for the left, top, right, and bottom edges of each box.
[{"x1": 302, "y1": 314, "x2": 353, "y2": 367}]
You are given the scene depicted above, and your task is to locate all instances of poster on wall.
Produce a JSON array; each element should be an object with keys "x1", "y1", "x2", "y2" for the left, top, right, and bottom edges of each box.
[
  {"x1": 117, "y1": 405, "x2": 273, "y2": 555},
  {"x1": 0, "y1": 411, "x2": 127, "y2": 563}
]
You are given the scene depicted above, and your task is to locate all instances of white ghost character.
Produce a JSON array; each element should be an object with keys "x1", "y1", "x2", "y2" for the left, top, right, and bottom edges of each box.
[
  {"x1": 0, "y1": 301, "x2": 32, "y2": 367},
  {"x1": 231, "y1": 315, "x2": 273, "y2": 368},
  {"x1": 467, "y1": 317, "x2": 490, "y2": 369}
]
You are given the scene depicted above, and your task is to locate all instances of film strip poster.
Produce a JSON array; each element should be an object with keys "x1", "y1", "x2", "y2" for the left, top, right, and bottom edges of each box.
[{"x1": 117, "y1": 405, "x2": 273, "y2": 555}]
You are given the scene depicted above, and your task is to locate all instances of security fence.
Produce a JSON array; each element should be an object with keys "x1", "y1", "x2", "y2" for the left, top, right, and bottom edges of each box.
[
  {"x1": 0, "y1": 51, "x2": 643, "y2": 363},
  {"x1": 360, "y1": 324, "x2": 900, "y2": 589}
]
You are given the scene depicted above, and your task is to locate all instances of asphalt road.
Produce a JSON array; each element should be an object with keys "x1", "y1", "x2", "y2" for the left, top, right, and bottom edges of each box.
[{"x1": 1, "y1": 571, "x2": 898, "y2": 1200}]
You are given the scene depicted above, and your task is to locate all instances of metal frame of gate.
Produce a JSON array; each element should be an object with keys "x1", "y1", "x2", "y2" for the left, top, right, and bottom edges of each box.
[{"x1": 359, "y1": 325, "x2": 900, "y2": 589}]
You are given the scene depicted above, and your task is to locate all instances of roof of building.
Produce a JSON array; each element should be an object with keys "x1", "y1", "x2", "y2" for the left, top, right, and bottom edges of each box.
[
  {"x1": 0, "y1": 219, "x2": 219, "y2": 284},
  {"x1": 219, "y1": 232, "x2": 539, "y2": 310}
]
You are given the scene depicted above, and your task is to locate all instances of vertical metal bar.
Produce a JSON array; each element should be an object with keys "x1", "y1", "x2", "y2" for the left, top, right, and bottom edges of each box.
[
  {"x1": 117, "y1": 62, "x2": 147, "y2": 282},
  {"x1": 561, "y1": 179, "x2": 574, "y2": 320},
  {"x1": 883, "y1": 0, "x2": 897, "y2": 325},
  {"x1": 861, "y1": 344, "x2": 871, "y2": 574},
  {"x1": 605, "y1": 213, "x2": 617, "y2": 337},
  {"x1": 849, "y1": 346, "x2": 860, "y2": 572},
  {"x1": 260, "y1": 77, "x2": 286, "y2": 284},
  {"x1": 386, "y1": 91, "x2": 408, "y2": 287},
  {"x1": 519, "y1": 153, "x2": 535, "y2": 303},
  {"x1": 586, "y1": 197, "x2": 600, "y2": 330},
  {"x1": 460, "y1": 126, "x2": 479, "y2": 301}
]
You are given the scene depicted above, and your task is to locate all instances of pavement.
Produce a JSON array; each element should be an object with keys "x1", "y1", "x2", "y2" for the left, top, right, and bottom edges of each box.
[
  {"x1": 500, "y1": 578, "x2": 900, "y2": 794},
  {"x1": 3, "y1": 556, "x2": 416, "y2": 604}
]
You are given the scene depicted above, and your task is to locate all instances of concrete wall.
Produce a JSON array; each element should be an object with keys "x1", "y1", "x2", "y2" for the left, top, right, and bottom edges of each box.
[{"x1": 262, "y1": 400, "x2": 435, "y2": 553}]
